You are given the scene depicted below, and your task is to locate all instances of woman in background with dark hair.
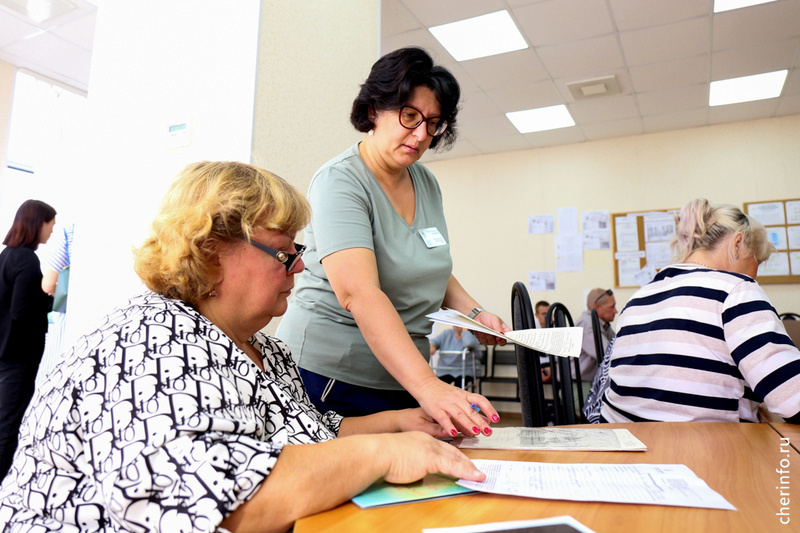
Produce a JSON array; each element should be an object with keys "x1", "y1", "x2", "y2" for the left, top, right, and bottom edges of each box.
[
  {"x1": 0, "y1": 199, "x2": 56, "y2": 479},
  {"x1": 277, "y1": 47, "x2": 510, "y2": 438}
]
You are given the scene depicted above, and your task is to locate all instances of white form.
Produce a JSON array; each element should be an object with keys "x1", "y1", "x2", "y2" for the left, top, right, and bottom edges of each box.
[
  {"x1": 427, "y1": 309, "x2": 582, "y2": 358},
  {"x1": 457, "y1": 459, "x2": 736, "y2": 511},
  {"x1": 457, "y1": 427, "x2": 647, "y2": 452}
]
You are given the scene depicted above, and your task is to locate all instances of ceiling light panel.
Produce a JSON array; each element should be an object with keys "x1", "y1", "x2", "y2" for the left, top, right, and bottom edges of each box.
[
  {"x1": 429, "y1": 10, "x2": 528, "y2": 62},
  {"x1": 506, "y1": 105, "x2": 576, "y2": 134},
  {"x1": 709, "y1": 70, "x2": 788, "y2": 106},
  {"x1": 713, "y1": 0, "x2": 778, "y2": 13}
]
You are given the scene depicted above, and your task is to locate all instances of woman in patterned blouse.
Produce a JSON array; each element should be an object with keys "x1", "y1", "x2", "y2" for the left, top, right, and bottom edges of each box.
[{"x1": 0, "y1": 161, "x2": 485, "y2": 533}]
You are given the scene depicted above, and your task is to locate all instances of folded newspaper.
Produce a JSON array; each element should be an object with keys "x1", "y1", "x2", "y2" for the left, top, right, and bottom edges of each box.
[{"x1": 427, "y1": 308, "x2": 582, "y2": 358}]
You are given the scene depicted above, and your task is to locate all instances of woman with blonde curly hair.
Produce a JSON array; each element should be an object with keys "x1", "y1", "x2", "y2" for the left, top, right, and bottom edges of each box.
[
  {"x1": 0, "y1": 161, "x2": 484, "y2": 533},
  {"x1": 600, "y1": 198, "x2": 800, "y2": 424}
]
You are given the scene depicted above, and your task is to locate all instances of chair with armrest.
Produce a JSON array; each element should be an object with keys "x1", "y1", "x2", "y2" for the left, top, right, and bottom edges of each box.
[
  {"x1": 510, "y1": 282, "x2": 548, "y2": 427},
  {"x1": 430, "y1": 348, "x2": 476, "y2": 391},
  {"x1": 545, "y1": 302, "x2": 584, "y2": 425}
]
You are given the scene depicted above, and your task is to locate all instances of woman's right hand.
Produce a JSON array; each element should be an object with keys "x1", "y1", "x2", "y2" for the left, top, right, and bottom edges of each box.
[{"x1": 376, "y1": 431, "x2": 486, "y2": 484}]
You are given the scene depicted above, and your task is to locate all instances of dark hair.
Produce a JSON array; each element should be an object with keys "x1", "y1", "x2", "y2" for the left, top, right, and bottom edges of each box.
[
  {"x1": 535, "y1": 301, "x2": 550, "y2": 311},
  {"x1": 3, "y1": 199, "x2": 57, "y2": 249},
  {"x1": 350, "y1": 47, "x2": 460, "y2": 150}
]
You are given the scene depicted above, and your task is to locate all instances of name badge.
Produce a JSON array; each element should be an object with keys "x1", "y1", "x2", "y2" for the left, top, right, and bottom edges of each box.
[{"x1": 418, "y1": 227, "x2": 447, "y2": 248}]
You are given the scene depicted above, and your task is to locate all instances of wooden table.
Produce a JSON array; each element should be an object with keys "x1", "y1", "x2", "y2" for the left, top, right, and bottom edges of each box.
[{"x1": 294, "y1": 422, "x2": 800, "y2": 533}]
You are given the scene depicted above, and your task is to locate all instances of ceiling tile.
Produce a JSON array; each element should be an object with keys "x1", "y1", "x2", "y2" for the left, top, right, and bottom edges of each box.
[
  {"x1": 711, "y1": 38, "x2": 800, "y2": 80},
  {"x1": 536, "y1": 34, "x2": 625, "y2": 80},
  {"x1": 459, "y1": 48, "x2": 549, "y2": 91},
  {"x1": 629, "y1": 54, "x2": 709, "y2": 93},
  {"x1": 514, "y1": 0, "x2": 614, "y2": 46},
  {"x1": 608, "y1": 0, "x2": 709, "y2": 31},
  {"x1": 637, "y1": 84, "x2": 708, "y2": 115},
  {"x1": 620, "y1": 17, "x2": 709, "y2": 67},
  {"x1": 713, "y1": 1, "x2": 800, "y2": 52}
]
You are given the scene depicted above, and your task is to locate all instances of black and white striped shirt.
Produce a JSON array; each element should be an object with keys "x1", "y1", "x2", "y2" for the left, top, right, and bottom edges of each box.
[{"x1": 601, "y1": 264, "x2": 800, "y2": 423}]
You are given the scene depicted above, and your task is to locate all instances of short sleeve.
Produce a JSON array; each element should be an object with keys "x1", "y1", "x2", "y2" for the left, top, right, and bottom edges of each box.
[{"x1": 308, "y1": 165, "x2": 375, "y2": 259}]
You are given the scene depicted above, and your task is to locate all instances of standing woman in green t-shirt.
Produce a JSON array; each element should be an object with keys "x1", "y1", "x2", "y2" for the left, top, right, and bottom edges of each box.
[{"x1": 277, "y1": 47, "x2": 510, "y2": 438}]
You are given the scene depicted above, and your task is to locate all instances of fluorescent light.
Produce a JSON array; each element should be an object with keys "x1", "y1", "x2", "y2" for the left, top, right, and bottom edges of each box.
[
  {"x1": 714, "y1": 0, "x2": 777, "y2": 13},
  {"x1": 429, "y1": 10, "x2": 527, "y2": 62},
  {"x1": 506, "y1": 105, "x2": 575, "y2": 134},
  {"x1": 709, "y1": 70, "x2": 787, "y2": 106}
]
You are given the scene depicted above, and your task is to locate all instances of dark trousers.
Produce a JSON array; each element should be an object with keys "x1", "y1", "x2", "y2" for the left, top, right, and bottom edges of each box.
[
  {"x1": 0, "y1": 360, "x2": 39, "y2": 481},
  {"x1": 299, "y1": 368, "x2": 418, "y2": 417}
]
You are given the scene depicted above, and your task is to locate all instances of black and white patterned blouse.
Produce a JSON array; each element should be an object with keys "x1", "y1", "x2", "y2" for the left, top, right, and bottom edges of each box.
[{"x1": 0, "y1": 292, "x2": 342, "y2": 532}]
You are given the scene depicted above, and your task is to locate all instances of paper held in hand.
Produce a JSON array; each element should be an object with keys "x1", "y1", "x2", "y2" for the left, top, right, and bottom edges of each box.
[{"x1": 426, "y1": 309, "x2": 582, "y2": 358}]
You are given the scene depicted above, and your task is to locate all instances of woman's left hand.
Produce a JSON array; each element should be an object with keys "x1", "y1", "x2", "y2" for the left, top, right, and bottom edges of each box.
[
  {"x1": 471, "y1": 310, "x2": 511, "y2": 346},
  {"x1": 415, "y1": 377, "x2": 498, "y2": 438}
]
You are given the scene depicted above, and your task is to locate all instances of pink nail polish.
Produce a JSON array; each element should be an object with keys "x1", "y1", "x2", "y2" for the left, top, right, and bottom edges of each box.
[
  {"x1": 451, "y1": 429, "x2": 458, "y2": 436},
  {"x1": 472, "y1": 426, "x2": 480, "y2": 434},
  {"x1": 483, "y1": 427, "x2": 492, "y2": 436},
  {"x1": 492, "y1": 414, "x2": 500, "y2": 422}
]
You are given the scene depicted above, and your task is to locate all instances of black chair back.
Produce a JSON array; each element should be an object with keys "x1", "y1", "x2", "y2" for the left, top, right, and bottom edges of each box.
[
  {"x1": 545, "y1": 302, "x2": 583, "y2": 425},
  {"x1": 591, "y1": 308, "x2": 606, "y2": 367},
  {"x1": 780, "y1": 312, "x2": 800, "y2": 320},
  {"x1": 510, "y1": 282, "x2": 547, "y2": 427}
]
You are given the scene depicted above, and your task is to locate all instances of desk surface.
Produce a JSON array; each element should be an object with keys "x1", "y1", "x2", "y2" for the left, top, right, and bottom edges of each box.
[{"x1": 294, "y1": 422, "x2": 799, "y2": 533}]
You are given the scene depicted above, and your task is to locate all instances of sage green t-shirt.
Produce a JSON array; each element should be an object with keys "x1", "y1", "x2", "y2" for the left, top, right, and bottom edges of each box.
[{"x1": 276, "y1": 143, "x2": 453, "y2": 390}]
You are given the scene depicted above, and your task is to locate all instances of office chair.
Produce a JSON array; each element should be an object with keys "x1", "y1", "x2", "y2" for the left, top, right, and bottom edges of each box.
[
  {"x1": 545, "y1": 302, "x2": 584, "y2": 425},
  {"x1": 780, "y1": 312, "x2": 800, "y2": 320},
  {"x1": 510, "y1": 281, "x2": 548, "y2": 427}
]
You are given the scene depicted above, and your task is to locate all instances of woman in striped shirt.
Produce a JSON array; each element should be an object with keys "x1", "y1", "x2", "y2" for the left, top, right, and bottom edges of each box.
[{"x1": 601, "y1": 198, "x2": 800, "y2": 423}]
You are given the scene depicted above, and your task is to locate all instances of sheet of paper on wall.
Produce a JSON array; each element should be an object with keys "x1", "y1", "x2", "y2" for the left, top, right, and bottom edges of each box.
[
  {"x1": 786, "y1": 200, "x2": 800, "y2": 225},
  {"x1": 790, "y1": 252, "x2": 800, "y2": 277},
  {"x1": 457, "y1": 460, "x2": 736, "y2": 511},
  {"x1": 615, "y1": 252, "x2": 643, "y2": 287},
  {"x1": 528, "y1": 214, "x2": 555, "y2": 234},
  {"x1": 787, "y1": 226, "x2": 800, "y2": 249},
  {"x1": 555, "y1": 233, "x2": 583, "y2": 272},
  {"x1": 427, "y1": 309, "x2": 582, "y2": 358},
  {"x1": 644, "y1": 241, "x2": 671, "y2": 270},
  {"x1": 456, "y1": 427, "x2": 647, "y2": 452},
  {"x1": 557, "y1": 206, "x2": 578, "y2": 234},
  {"x1": 643, "y1": 214, "x2": 676, "y2": 243},
  {"x1": 529, "y1": 271, "x2": 556, "y2": 291},
  {"x1": 614, "y1": 216, "x2": 639, "y2": 252},
  {"x1": 634, "y1": 264, "x2": 657, "y2": 287},
  {"x1": 422, "y1": 516, "x2": 597, "y2": 533},
  {"x1": 758, "y1": 251, "x2": 791, "y2": 277},
  {"x1": 748, "y1": 201, "x2": 786, "y2": 226}
]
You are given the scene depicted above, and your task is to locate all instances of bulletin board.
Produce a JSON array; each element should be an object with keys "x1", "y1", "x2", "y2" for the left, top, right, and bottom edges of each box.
[
  {"x1": 610, "y1": 208, "x2": 679, "y2": 288},
  {"x1": 744, "y1": 198, "x2": 800, "y2": 284}
]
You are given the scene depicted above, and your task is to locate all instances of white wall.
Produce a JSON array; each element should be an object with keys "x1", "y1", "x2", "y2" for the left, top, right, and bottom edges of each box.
[
  {"x1": 428, "y1": 114, "x2": 800, "y2": 326},
  {"x1": 66, "y1": 1, "x2": 261, "y2": 342}
]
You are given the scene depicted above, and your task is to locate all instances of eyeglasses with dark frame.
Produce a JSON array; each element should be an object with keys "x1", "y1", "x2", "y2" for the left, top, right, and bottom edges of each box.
[
  {"x1": 240, "y1": 237, "x2": 306, "y2": 272},
  {"x1": 398, "y1": 105, "x2": 448, "y2": 137},
  {"x1": 594, "y1": 289, "x2": 613, "y2": 305}
]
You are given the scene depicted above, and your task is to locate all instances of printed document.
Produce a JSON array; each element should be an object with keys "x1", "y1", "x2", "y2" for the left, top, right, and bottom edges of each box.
[
  {"x1": 427, "y1": 309, "x2": 582, "y2": 358},
  {"x1": 457, "y1": 460, "x2": 736, "y2": 511},
  {"x1": 457, "y1": 427, "x2": 646, "y2": 452}
]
